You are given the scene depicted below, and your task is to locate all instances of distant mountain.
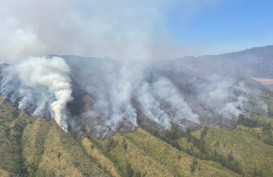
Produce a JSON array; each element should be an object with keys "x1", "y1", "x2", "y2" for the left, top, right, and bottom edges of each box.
[{"x1": 155, "y1": 45, "x2": 273, "y2": 79}]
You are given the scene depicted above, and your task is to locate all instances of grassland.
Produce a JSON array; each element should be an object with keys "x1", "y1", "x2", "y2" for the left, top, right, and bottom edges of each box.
[
  {"x1": 0, "y1": 97, "x2": 110, "y2": 177},
  {"x1": 0, "y1": 96, "x2": 273, "y2": 177}
]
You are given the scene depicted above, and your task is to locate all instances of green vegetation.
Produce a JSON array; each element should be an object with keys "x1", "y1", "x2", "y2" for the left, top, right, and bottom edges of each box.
[
  {"x1": 0, "y1": 96, "x2": 273, "y2": 176},
  {"x1": 0, "y1": 97, "x2": 110, "y2": 177}
]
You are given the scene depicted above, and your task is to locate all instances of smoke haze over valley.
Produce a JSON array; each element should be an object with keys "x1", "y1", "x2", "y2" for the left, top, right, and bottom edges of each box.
[{"x1": 0, "y1": 46, "x2": 271, "y2": 137}]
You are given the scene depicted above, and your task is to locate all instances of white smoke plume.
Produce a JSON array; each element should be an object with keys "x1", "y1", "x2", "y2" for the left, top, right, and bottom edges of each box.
[
  {"x1": 137, "y1": 81, "x2": 172, "y2": 129},
  {"x1": 136, "y1": 76, "x2": 199, "y2": 130},
  {"x1": 0, "y1": 55, "x2": 267, "y2": 137},
  {"x1": 198, "y1": 76, "x2": 251, "y2": 120},
  {"x1": 0, "y1": 0, "x2": 227, "y2": 61},
  {"x1": 0, "y1": 56, "x2": 73, "y2": 131},
  {"x1": 152, "y1": 77, "x2": 199, "y2": 125},
  {"x1": 80, "y1": 61, "x2": 145, "y2": 131},
  {"x1": 67, "y1": 58, "x2": 199, "y2": 135}
]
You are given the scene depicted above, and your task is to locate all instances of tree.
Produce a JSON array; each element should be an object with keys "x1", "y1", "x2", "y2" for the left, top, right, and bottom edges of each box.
[
  {"x1": 122, "y1": 139, "x2": 128, "y2": 150},
  {"x1": 190, "y1": 158, "x2": 198, "y2": 173},
  {"x1": 124, "y1": 162, "x2": 134, "y2": 177},
  {"x1": 227, "y1": 151, "x2": 234, "y2": 161}
]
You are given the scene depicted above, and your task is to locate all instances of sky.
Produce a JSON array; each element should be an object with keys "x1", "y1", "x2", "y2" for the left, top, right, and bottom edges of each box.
[
  {"x1": 0, "y1": 0, "x2": 272, "y2": 61},
  {"x1": 169, "y1": 0, "x2": 273, "y2": 55}
]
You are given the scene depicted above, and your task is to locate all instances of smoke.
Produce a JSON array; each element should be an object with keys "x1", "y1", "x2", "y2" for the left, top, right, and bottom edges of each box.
[
  {"x1": 65, "y1": 58, "x2": 199, "y2": 136},
  {"x1": 83, "y1": 61, "x2": 144, "y2": 130},
  {"x1": 136, "y1": 76, "x2": 199, "y2": 130},
  {"x1": 137, "y1": 81, "x2": 171, "y2": 129},
  {"x1": 197, "y1": 76, "x2": 251, "y2": 120},
  {"x1": 0, "y1": 55, "x2": 268, "y2": 137},
  {"x1": 0, "y1": 0, "x2": 227, "y2": 61},
  {"x1": 152, "y1": 77, "x2": 199, "y2": 124},
  {"x1": 0, "y1": 0, "x2": 269, "y2": 138},
  {"x1": 0, "y1": 0, "x2": 170, "y2": 60},
  {"x1": 0, "y1": 56, "x2": 73, "y2": 131},
  {"x1": 63, "y1": 56, "x2": 270, "y2": 137},
  {"x1": 0, "y1": 14, "x2": 45, "y2": 61}
]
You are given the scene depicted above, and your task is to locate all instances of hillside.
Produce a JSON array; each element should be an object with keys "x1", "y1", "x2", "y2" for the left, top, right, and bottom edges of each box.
[
  {"x1": 59, "y1": 45, "x2": 273, "y2": 137},
  {"x1": 1, "y1": 46, "x2": 273, "y2": 176},
  {"x1": 0, "y1": 95, "x2": 273, "y2": 177},
  {"x1": 0, "y1": 96, "x2": 110, "y2": 177}
]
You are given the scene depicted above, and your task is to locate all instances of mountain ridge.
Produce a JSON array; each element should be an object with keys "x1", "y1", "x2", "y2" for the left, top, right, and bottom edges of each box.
[{"x1": 0, "y1": 46, "x2": 273, "y2": 176}]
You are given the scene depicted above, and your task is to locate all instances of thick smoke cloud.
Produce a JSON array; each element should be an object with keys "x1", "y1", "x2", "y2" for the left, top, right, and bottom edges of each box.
[
  {"x1": 0, "y1": 57, "x2": 73, "y2": 131},
  {"x1": 198, "y1": 77, "x2": 249, "y2": 119},
  {"x1": 0, "y1": 16, "x2": 45, "y2": 60},
  {"x1": 137, "y1": 76, "x2": 199, "y2": 130},
  {"x1": 137, "y1": 81, "x2": 172, "y2": 129},
  {"x1": 66, "y1": 57, "x2": 268, "y2": 137},
  {"x1": 152, "y1": 77, "x2": 199, "y2": 124},
  {"x1": 0, "y1": 0, "x2": 226, "y2": 61},
  {"x1": 84, "y1": 62, "x2": 144, "y2": 130},
  {"x1": 0, "y1": 55, "x2": 268, "y2": 137},
  {"x1": 65, "y1": 58, "x2": 199, "y2": 136},
  {"x1": 0, "y1": 0, "x2": 267, "y2": 137}
]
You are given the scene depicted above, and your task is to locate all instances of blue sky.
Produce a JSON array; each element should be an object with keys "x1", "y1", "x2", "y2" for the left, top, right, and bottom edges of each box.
[{"x1": 168, "y1": 0, "x2": 273, "y2": 54}]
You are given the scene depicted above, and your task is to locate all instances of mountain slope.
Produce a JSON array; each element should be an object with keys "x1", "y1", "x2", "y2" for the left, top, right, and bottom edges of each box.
[
  {"x1": 0, "y1": 94, "x2": 273, "y2": 176},
  {"x1": 0, "y1": 97, "x2": 27, "y2": 176},
  {"x1": 1, "y1": 46, "x2": 273, "y2": 177},
  {"x1": 0, "y1": 97, "x2": 110, "y2": 177},
  {"x1": 0, "y1": 97, "x2": 247, "y2": 177}
]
